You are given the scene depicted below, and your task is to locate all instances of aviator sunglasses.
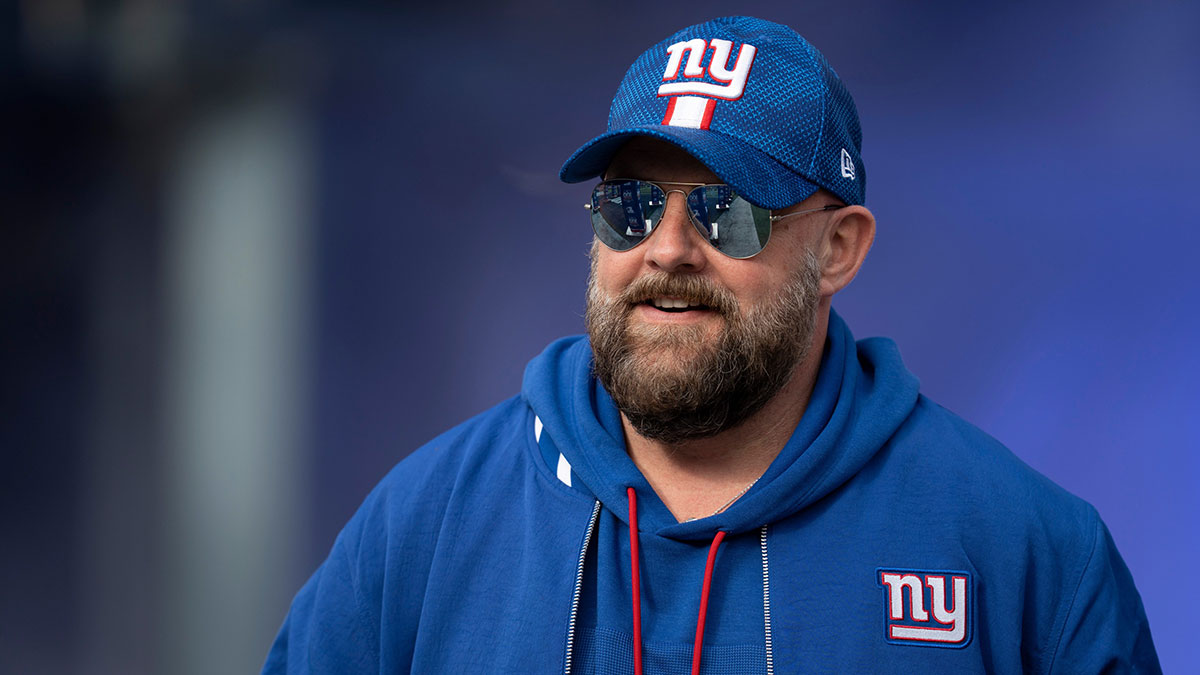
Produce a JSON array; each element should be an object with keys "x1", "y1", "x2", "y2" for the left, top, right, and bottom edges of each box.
[{"x1": 587, "y1": 179, "x2": 843, "y2": 259}]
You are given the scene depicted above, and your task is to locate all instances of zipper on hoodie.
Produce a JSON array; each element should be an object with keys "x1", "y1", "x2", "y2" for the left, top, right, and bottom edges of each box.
[
  {"x1": 564, "y1": 500, "x2": 602, "y2": 674},
  {"x1": 760, "y1": 524, "x2": 774, "y2": 675},
  {"x1": 561, "y1": 506, "x2": 775, "y2": 675}
]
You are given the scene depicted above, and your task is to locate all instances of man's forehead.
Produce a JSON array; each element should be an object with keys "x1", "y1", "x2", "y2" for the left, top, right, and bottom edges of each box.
[{"x1": 604, "y1": 137, "x2": 721, "y2": 184}]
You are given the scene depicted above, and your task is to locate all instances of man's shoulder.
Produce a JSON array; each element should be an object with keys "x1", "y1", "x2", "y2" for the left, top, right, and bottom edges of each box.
[
  {"x1": 883, "y1": 394, "x2": 1099, "y2": 536},
  {"x1": 337, "y1": 396, "x2": 535, "y2": 538},
  {"x1": 374, "y1": 395, "x2": 534, "y2": 498}
]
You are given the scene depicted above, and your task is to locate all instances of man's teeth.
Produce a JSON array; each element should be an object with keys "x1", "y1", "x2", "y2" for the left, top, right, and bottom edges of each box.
[{"x1": 651, "y1": 297, "x2": 702, "y2": 309}]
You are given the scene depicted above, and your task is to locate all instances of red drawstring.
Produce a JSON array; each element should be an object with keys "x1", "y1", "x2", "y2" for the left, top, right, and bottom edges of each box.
[
  {"x1": 627, "y1": 487, "x2": 643, "y2": 675},
  {"x1": 692, "y1": 530, "x2": 726, "y2": 675},
  {"x1": 626, "y1": 486, "x2": 727, "y2": 675}
]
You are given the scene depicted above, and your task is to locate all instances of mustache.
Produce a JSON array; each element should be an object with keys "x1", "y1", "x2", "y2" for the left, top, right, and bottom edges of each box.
[{"x1": 618, "y1": 273, "x2": 738, "y2": 314}]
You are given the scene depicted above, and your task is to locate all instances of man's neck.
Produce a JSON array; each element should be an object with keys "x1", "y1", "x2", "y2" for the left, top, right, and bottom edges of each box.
[{"x1": 623, "y1": 311, "x2": 829, "y2": 523}]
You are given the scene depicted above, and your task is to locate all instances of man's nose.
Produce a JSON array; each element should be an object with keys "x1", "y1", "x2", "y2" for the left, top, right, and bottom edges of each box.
[{"x1": 642, "y1": 191, "x2": 708, "y2": 273}]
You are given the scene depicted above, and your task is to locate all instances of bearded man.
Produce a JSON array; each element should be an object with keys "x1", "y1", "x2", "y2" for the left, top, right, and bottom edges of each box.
[{"x1": 265, "y1": 16, "x2": 1159, "y2": 674}]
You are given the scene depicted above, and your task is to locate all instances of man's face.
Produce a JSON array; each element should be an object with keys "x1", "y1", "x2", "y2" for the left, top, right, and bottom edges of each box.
[{"x1": 585, "y1": 138, "x2": 827, "y2": 444}]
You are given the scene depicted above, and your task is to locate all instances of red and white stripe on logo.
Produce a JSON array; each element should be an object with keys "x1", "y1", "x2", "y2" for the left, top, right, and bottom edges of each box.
[{"x1": 662, "y1": 95, "x2": 716, "y2": 130}]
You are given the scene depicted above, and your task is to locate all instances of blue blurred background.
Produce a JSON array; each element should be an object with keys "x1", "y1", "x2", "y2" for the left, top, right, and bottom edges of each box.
[{"x1": 4, "y1": 1, "x2": 1196, "y2": 672}]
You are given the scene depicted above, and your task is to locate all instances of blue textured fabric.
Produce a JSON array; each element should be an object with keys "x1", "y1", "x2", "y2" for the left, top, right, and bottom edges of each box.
[
  {"x1": 574, "y1": 627, "x2": 766, "y2": 675},
  {"x1": 560, "y1": 16, "x2": 866, "y2": 209},
  {"x1": 263, "y1": 311, "x2": 1160, "y2": 673}
]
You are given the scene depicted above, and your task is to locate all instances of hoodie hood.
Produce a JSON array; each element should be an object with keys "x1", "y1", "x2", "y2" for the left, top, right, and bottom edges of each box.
[{"x1": 521, "y1": 309, "x2": 919, "y2": 540}]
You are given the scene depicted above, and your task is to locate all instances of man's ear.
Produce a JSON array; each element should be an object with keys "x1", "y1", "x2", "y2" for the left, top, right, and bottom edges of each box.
[{"x1": 818, "y1": 206, "x2": 875, "y2": 297}]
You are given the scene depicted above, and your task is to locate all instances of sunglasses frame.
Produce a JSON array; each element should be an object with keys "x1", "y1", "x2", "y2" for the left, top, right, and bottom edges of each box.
[{"x1": 586, "y1": 178, "x2": 844, "y2": 259}]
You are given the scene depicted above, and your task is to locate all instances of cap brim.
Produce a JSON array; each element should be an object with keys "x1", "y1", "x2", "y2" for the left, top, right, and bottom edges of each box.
[{"x1": 559, "y1": 125, "x2": 820, "y2": 211}]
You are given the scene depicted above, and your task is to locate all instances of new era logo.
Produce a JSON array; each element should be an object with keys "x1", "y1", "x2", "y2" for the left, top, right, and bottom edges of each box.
[
  {"x1": 840, "y1": 148, "x2": 855, "y2": 180},
  {"x1": 877, "y1": 569, "x2": 972, "y2": 648}
]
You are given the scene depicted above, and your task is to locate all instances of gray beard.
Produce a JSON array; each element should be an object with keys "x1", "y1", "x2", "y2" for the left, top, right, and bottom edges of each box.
[{"x1": 585, "y1": 248, "x2": 821, "y2": 445}]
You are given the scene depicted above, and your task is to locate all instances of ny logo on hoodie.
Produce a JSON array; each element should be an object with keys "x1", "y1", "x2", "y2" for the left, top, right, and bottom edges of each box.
[{"x1": 878, "y1": 569, "x2": 973, "y2": 648}]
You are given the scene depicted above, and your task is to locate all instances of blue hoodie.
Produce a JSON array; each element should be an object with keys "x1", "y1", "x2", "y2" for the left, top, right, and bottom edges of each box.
[{"x1": 264, "y1": 311, "x2": 1158, "y2": 673}]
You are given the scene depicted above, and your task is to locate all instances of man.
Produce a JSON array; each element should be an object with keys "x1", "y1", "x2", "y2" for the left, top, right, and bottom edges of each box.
[{"x1": 265, "y1": 16, "x2": 1159, "y2": 673}]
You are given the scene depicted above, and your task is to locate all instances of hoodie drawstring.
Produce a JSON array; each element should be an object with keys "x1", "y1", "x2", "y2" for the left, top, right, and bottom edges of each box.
[
  {"x1": 627, "y1": 487, "x2": 643, "y2": 675},
  {"x1": 626, "y1": 487, "x2": 727, "y2": 675},
  {"x1": 692, "y1": 529, "x2": 727, "y2": 675}
]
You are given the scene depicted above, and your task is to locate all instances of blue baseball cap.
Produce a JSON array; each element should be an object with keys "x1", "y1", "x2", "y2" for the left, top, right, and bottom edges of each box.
[{"x1": 560, "y1": 16, "x2": 865, "y2": 209}]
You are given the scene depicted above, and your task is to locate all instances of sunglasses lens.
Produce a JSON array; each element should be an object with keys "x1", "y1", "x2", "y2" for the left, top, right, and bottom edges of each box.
[
  {"x1": 589, "y1": 180, "x2": 772, "y2": 258},
  {"x1": 590, "y1": 180, "x2": 666, "y2": 251},
  {"x1": 686, "y1": 185, "x2": 772, "y2": 259}
]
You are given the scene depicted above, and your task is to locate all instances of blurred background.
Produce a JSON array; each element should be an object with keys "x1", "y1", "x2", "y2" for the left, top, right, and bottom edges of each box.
[{"x1": 3, "y1": 0, "x2": 1196, "y2": 672}]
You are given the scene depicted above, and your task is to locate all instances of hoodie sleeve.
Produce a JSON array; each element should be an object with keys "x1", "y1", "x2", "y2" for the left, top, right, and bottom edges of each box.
[
  {"x1": 261, "y1": 550, "x2": 381, "y2": 673},
  {"x1": 261, "y1": 442, "x2": 454, "y2": 675},
  {"x1": 261, "y1": 488, "x2": 390, "y2": 674},
  {"x1": 261, "y1": 397, "x2": 534, "y2": 674},
  {"x1": 1046, "y1": 515, "x2": 1161, "y2": 674}
]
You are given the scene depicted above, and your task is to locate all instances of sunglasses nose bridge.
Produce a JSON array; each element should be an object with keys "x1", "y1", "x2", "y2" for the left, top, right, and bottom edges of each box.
[
  {"x1": 654, "y1": 188, "x2": 701, "y2": 238},
  {"x1": 659, "y1": 186, "x2": 709, "y2": 239},
  {"x1": 639, "y1": 187, "x2": 710, "y2": 272}
]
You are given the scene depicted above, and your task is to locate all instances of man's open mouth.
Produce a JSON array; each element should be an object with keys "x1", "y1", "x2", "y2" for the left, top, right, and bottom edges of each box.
[{"x1": 643, "y1": 297, "x2": 713, "y2": 313}]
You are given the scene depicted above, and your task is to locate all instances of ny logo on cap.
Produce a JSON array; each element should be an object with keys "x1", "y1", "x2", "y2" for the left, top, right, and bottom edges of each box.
[
  {"x1": 658, "y1": 38, "x2": 757, "y2": 100},
  {"x1": 878, "y1": 569, "x2": 972, "y2": 648},
  {"x1": 657, "y1": 38, "x2": 756, "y2": 130}
]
